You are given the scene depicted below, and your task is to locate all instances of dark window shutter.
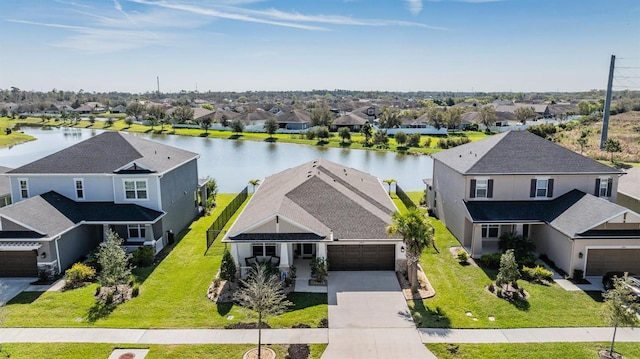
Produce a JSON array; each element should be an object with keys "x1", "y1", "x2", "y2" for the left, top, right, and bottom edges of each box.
[
  {"x1": 607, "y1": 180, "x2": 613, "y2": 197},
  {"x1": 470, "y1": 179, "x2": 476, "y2": 198},
  {"x1": 530, "y1": 179, "x2": 536, "y2": 197},
  {"x1": 547, "y1": 179, "x2": 554, "y2": 197},
  {"x1": 595, "y1": 178, "x2": 601, "y2": 196},
  {"x1": 487, "y1": 179, "x2": 494, "y2": 198}
]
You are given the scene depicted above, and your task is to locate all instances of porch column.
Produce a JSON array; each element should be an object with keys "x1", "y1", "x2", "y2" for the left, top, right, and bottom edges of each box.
[
  {"x1": 280, "y1": 243, "x2": 290, "y2": 267},
  {"x1": 102, "y1": 224, "x2": 110, "y2": 241},
  {"x1": 515, "y1": 224, "x2": 523, "y2": 236},
  {"x1": 471, "y1": 224, "x2": 483, "y2": 258},
  {"x1": 317, "y1": 243, "x2": 327, "y2": 259},
  {"x1": 145, "y1": 224, "x2": 154, "y2": 241}
]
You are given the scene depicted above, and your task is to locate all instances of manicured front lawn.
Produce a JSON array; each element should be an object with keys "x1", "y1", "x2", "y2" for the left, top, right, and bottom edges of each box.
[
  {"x1": 410, "y1": 218, "x2": 606, "y2": 328},
  {"x1": 427, "y1": 342, "x2": 640, "y2": 359},
  {"x1": 3, "y1": 194, "x2": 327, "y2": 328},
  {"x1": 0, "y1": 343, "x2": 327, "y2": 359}
]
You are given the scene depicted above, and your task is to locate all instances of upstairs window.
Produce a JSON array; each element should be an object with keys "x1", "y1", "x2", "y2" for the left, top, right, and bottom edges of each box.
[
  {"x1": 19, "y1": 179, "x2": 28, "y2": 199},
  {"x1": 470, "y1": 179, "x2": 493, "y2": 198},
  {"x1": 596, "y1": 178, "x2": 612, "y2": 197},
  {"x1": 530, "y1": 178, "x2": 554, "y2": 198},
  {"x1": 124, "y1": 180, "x2": 147, "y2": 200},
  {"x1": 74, "y1": 179, "x2": 84, "y2": 199}
]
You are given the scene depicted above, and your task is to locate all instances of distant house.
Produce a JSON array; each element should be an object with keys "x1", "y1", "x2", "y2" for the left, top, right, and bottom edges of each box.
[
  {"x1": 223, "y1": 159, "x2": 404, "y2": 277},
  {"x1": 0, "y1": 132, "x2": 205, "y2": 277},
  {"x1": 352, "y1": 106, "x2": 380, "y2": 122},
  {"x1": 236, "y1": 108, "x2": 274, "y2": 126},
  {"x1": 110, "y1": 104, "x2": 127, "y2": 114},
  {"x1": 192, "y1": 107, "x2": 215, "y2": 122},
  {"x1": 495, "y1": 103, "x2": 551, "y2": 119},
  {"x1": 73, "y1": 104, "x2": 95, "y2": 114},
  {"x1": 330, "y1": 112, "x2": 368, "y2": 131},
  {"x1": 427, "y1": 131, "x2": 640, "y2": 277},
  {"x1": 277, "y1": 109, "x2": 311, "y2": 130}
]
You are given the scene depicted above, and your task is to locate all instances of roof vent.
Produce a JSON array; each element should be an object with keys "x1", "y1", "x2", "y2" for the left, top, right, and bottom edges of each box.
[
  {"x1": 167, "y1": 156, "x2": 171, "y2": 160},
  {"x1": 459, "y1": 154, "x2": 462, "y2": 158}
]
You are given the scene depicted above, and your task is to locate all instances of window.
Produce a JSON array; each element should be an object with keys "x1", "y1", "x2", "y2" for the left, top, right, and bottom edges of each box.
[
  {"x1": 596, "y1": 178, "x2": 612, "y2": 197},
  {"x1": 530, "y1": 178, "x2": 554, "y2": 198},
  {"x1": 74, "y1": 179, "x2": 84, "y2": 199},
  {"x1": 127, "y1": 225, "x2": 146, "y2": 239},
  {"x1": 124, "y1": 180, "x2": 147, "y2": 200},
  {"x1": 251, "y1": 244, "x2": 277, "y2": 257},
  {"x1": 470, "y1": 179, "x2": 493, "y2": 199},
  {"x1": 18, "y1": 179, "x2": 28, "y2": 199},
  {"x1": 482, "y1": 225, "x2": 500, "y2": 238}
]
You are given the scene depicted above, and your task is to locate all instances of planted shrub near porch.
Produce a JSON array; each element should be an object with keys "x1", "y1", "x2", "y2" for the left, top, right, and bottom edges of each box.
[
  {"x1": 522, "y1": 265, "x2": 553, "y2": 284},
  {"x1": 64, "y1": 262, "x2": 96, "y2": 289},
  {"x1": 310, "y1": 258, "x2": 328, "y2": 284}
]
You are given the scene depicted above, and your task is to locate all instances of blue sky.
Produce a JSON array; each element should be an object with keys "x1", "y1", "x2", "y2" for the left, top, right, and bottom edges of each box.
[{"x1": 0, "y1": 0, "x2": 638, "y2": 93}]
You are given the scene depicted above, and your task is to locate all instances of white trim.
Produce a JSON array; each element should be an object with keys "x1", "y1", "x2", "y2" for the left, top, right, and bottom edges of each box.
[
  {"x1": 534, "y1": 178, "x2": 549, "y2": 198},
  {"x1": 54, "y1": 236, "x2": 62, "y2": 273},
  {"x1": 228, "y1": 212, "x2": 325, "y2": 239},
  {"x1": 122, "y1": 178, "x2": 149, "y2": 201},
  {"x1": 578, "y1": 209, "x2": 633, "y2": 233},
  {"x1": 583, "y1": 245, "x2": 640, "y2": 274},
  {"x1": 113, "y1": 160, "x2": 152, "y2": 173},
  {"x1": 73, "y1": 178, "x2": 85, "y2": 200},
  {"x1": 0, "y1": 214, "x2": 46, "y2": 235},
  {"x1": 475, "y1": 178, "x2": 489, "y2": 198},
  {"x1": 156, "y1": 176, "x2": 163, "y2": 211}
]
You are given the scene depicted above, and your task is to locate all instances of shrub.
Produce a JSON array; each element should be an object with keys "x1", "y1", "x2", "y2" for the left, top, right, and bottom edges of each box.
[
  {"x1": 423, "y1": 137, "x2": 432, "y2": 147},
  {"x1": 305, "y1": 129, "x2": 317, "y2": 140},
  {"x1": 488, "y1": 283, "x2": 495, "y2": 293},
  {"x1": 310, "y1": 257, "x2": 328, "y2": 282},
  {"x1": 407, "y1": 133, "x2": 421, "y2": 147},
  {"x1": 456, "y1": 249, "x2": 469, "y2": 264},
  {"x1": 131, "y1": 246, "x2": 155, "y2": 267},
  {"x1": 522, "y1": 265, "x2": 553, "y2": 283},
  {"x1": 220, "y1": 250, "x2": 237, "y2": 282},
  {"x1": 132, "y1": 284, "x2": 140, "y2": 297},
  {"x1": 65, "y1": 262, "x2": 96, "y2": 289},
  {"x1": 479, "y1": 253, "x2": 501, "y2": 269}
]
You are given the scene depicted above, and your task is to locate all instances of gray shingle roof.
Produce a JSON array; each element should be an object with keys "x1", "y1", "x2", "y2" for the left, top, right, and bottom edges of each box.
[
  {"x1": 465, "y1": 189, "x2": 633, "y2": 237},
  {"x1": 9, "y1": 131, "x2": 198, "y2": 175},
  {"x1": 432, "y1": 131, "x2": 622, "y2": 175},
  {"x1": 333, "y1": 113, "x2": 367, "y2": 126},
  {"x1": 226, "y1": 159, "x2": 399, "y2": 241},
  {"x1": 0, "y1": 191, "x2": 164, "y2": 238},
  {"x1": 619, "y1": 167, "x2": 640, "y2": 199}
]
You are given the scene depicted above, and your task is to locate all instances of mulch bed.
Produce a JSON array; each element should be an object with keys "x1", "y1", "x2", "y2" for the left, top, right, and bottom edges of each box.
[
  {"x1": 208, "y1": 279, "x2": 238, "y2": 303},
  {"x1": 286, "y1": 344, "x2": 310, "y2": 359},
  {"x1": 396, "y1": 265, "x2": 436, "y2": 300},
  {"x1": 243, "y1": 347, "x2": 276, "y2": 359},
  {"x1": 599, "y1": 349, "x2": 624, "y2": 359}
]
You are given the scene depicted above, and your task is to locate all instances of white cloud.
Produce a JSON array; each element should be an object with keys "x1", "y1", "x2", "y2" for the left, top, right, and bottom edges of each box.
[{"x1": 406, "y1": 0, "x2": 423, "y2": 15}]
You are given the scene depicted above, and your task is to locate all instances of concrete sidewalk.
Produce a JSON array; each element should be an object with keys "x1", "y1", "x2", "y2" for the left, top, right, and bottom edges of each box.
[{"x1": 420, "y1": 327, "x2": 639, "y2": 343}]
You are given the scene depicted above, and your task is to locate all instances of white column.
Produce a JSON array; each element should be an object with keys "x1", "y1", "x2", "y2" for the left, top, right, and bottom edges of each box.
[
  {"x1": 317, "y1": 242, "x2": 327, "y2": 259},
  {"x1": 280, "y1": 243, "x2": 289, "y2": 267},
  {"x1": 472, "y1": 224, "x2": 483, "y2": 258},
  {"x1": 515, "y1": 224, "x2": 523, "y2": 236},
  {"x1": 145, "y1": 224, "x2": 154, "y2": 241},
  {"x1": 103, "y1": 224, "x2": 110, "y2": 241}
]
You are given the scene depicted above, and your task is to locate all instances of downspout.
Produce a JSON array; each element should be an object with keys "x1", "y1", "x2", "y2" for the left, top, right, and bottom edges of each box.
[
  {"x1": 54, "y1": 236, "x2": 62, "y2": 274},
  {"x1": 569, "y1": 237, "x2": 575, "y2": 279}
]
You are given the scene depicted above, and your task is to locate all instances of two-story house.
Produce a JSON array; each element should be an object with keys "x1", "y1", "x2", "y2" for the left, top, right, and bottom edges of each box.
[
  {"x1": 0, "y1": 131, "x2": 203, "y2": 277},
  {"x1": 428, "y1": 131, "x2": 640, "y2": 277}
]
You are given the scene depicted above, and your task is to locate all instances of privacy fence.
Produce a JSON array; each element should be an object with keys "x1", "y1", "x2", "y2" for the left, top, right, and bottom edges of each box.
[
  {"x1": 395, "y1": 184, "x2": 416, "y2": 210},
  {"x1": 205, "y1": 186, "x2": 248, "y2": 254}
]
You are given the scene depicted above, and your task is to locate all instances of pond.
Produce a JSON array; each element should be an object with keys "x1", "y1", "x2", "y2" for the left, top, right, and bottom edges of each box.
[{"x1": 0, "y1": 127, "x2": 433, "y2": 193}]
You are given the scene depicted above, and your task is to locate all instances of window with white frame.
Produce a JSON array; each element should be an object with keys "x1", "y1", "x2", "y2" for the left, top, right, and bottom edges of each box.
[
  {"x1": 251, "y1": 244, "x2": 277, "y2": 257},
  {"x1": 599, "y1": 178, "x2": 610, "y2": 197},
  {"x1": 536, "y1": 179, "x2": 548, "y2": 197},
  {"x1": 127, "y1": 224, "x2": 146, "y2": 239},
  {"x1": 124, "y1": 180, "x2": 147, "y2": 200},
  {"x1": 18, "y1": 179, "x2": 28, "y2": 199},
  {"x1": 481, "y1": 225, "x2": 500, "y2": 238},
  {"x1": 475, "y1": 179, "x2": 488, "y2": 198},
  {"x1": 74, "y1": 179, "x2": 84, "y2": 199}
]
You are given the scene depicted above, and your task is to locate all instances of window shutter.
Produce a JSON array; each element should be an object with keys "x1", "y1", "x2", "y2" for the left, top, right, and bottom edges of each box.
[
  {"x1": 595, "y1": 179, "x2": 601, "y2": 196},
  {"x1": 487, "y1": 179, "x2": 494, "y2": 198},
  {"x1": 547, "y1": 179, "x2": 554, "y2": 197},
  {"x1": 607, "y1": 180, "x2": 613, "y2": 197},
  {"x1": 470, "y1": 179, "x2": 476, "y2": 198},
  {"x1": 530, "y1": 179, "x2": 536, "y2": 197}
]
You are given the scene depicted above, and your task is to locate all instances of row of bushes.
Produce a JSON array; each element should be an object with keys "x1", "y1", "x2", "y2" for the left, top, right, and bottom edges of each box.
[
  {"x1": 436, "y1": 136, "x2": 471, "y2": 149},
  {"x1": 478, "y1": 253, "x2": 553, "y2": 283}
]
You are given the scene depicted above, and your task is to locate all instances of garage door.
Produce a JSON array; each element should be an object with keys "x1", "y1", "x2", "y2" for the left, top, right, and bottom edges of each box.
[
  {"x1": 0, "y1": 251, "x2": 38, "y2": 277},
  {"x1": 586, "y1": 249, "x2": 640, "y2": 276},
  {"x1": 327, "y1": 244, "x2": 395, "y2": 271}
]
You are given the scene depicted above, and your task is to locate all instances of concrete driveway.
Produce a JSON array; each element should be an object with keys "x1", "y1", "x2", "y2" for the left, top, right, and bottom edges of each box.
[
  {"x1": 0, "y1": 278, "x2": 34, "y2": 306},
  {"x1": 321, "y1": 271, "x2": 436, "y2": 359}
]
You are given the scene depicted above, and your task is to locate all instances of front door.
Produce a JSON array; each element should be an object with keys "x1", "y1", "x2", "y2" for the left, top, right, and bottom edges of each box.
[{"x1": 302, "y1": 243, "x2": 314, "y2": 258}]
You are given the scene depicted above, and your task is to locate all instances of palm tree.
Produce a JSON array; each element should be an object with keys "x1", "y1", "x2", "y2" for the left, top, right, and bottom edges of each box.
[
  {"x1": 383, "y1": 179, "x2": 396, "y2": 195},
  {"x1": 249, "y1": 179, "x2": 260, "y2": 193},
  {"x1": 387, "y1": 208, "x2": 434, "y2": 292}
]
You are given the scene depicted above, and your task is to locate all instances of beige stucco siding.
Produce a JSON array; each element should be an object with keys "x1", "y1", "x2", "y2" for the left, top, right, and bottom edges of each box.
[
  {"x1": 617, "y1": 193, "x2": 640, "y2": 213},
  {"x1": 432, "y1": 160, "x2": 468, "y2": 243},
  {"x1": 533, "y1": 224, "x2": 574, "y2": 274},
  {"x1": 246, "y1": 217, "x2": 311, "y2": 234}
]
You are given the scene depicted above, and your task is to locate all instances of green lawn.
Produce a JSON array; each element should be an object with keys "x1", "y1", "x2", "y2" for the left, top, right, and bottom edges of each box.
[
  {"x1": 3, "y1": 194, "x2": 327, "y2": 328},
  {"x1": 427, "y1": 342, "x2": 640, "y2": 359},
  {"x1": 0, "y1": 343, "x2": 327, "y2": 359},
  {"x1": 410, "y1": 218, "x2": 606, "y2": 328}
]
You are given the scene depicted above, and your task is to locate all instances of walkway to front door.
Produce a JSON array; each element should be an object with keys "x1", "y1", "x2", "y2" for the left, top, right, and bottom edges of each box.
[{"x1": 321, "y1": 271, "x2": 437, "y2": 359}]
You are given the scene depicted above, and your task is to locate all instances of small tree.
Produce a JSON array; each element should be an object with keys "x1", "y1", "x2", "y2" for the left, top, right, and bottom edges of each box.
[
  {"x1": 603, "y1": 138, "x2": 622, "y2": 163},
  {"x1": 394, "y1": 131, "x2": 407, "y2": 147},
  {"x1": 249, "y1": 179, "x2": 260, "y2": 193},
  {"x1": 88, "y1": 115, "x2": 96, "y2": 126},
  {"x1": 602, "y1": 276, "x2": 640, "y2": 357},
  {"x1": 478, "y1": 105, "x2": 497, "y2": 130},
  {"x1": 220, "y1": 250, "x2": 237, "y2": 282},
  {"x1": 96, "y1": 230, "x2": 132, "y2": 292},
  {"x1": 383, "y1": 179, "x2": 396, "y2": 195},
  {"x1": 124, "y1": 116, "x2": 134, "y2": 128},
  {"x1": 264, "y1": 118, "x2": 278, "y2": 138},
  {"x1": 316, "y1": 126, "x2": 330, "y2": 142},
  {"x1": 576, "y1": 136, "x2": 588, "y2": 154},
  {"x1": 234, "y1": 264, "x2": 292, "y2": 359},
  {"x1": 231, "y1": 119, "x2": 245, "y2": 135},
  {"x1": 198, "y1": 117, "x2": 212, "y2": 134},
  {"x1": 373, "y1": 129, "x2": 389, "y2": 147},
  {"x1": 360, "y1": 122, "x2": 373, "y2": 146},
  {"x1": 496, "y1": 249, "x2": 520, "y2": 288},
  {"x1": 338, "y1": 127, "x2": 351, "y2": 143}
]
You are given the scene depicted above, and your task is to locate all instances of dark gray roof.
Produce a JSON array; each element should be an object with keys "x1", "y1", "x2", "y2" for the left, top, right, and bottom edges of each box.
[
  {"x1": 465, "y1": 190, "x2": 634, "y2": 237},
  {"x1": 0, "y1": 191, "x2": 164, "y2": 238},
  {"x1": 333, "y1": 113, "x2": 367, "y2": 126},
  {"x1": 9, "y1": 131, "x2": 198, "y2": 175},
  {"x1": 226, "y1": 159, "x2": 399, "y2": 241},
  {"x1": 432, "y1": 131, "x2": 622, "y2": 175},
  {"x1": 0, "y1": 231, "x2": 45, "y2": 239},
  {"x1": 277, "y1": 109, "x2": 311, "y2": 124},
  {"x1": 229, "y1": 233, "x2": 325, "y2": 241}
]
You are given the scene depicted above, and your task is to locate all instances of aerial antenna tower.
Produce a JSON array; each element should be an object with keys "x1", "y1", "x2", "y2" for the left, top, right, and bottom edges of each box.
[{"x1": 600, "y1": 55, "x2": 615, "y2": 149}]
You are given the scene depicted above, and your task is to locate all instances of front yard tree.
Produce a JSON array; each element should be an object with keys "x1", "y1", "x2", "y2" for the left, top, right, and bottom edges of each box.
[
  {"x1": 496, "y1": 249, "x2": 520, "y2": 288},
  {"x1": 96, "y1": 230, "x2": 132, "y2": 292},
  {"x1": 603, "y1": 138, "x2": 622, "y2": 163},
  {"x1": 220, "y1": 250, "x2": 237, "y2": 282},
  {"x1": 602, "y1": 276, "x2": 640, "y2": 357},
  {"x1": 234, "y1": 264, "x2": 292, "y2": 359},
  {"x1": 338, "y1": 127, "x2": 351, "y2": 143},
  {"x1": 387, "y1": 208, "x2": 434, "y2": 293},
  {"x1": 264, "y1": 117, "x2": 278, "y2": 138}
]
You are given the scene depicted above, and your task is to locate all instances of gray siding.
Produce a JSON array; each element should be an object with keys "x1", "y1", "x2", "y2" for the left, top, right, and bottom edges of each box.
[
  {"x1": 432, "y1": 160, "x2": 468, "y2": 244},
  {"x1": 160, "y1": 158, "x2": 199, "y2": 240},
  {"x1": 1, "y1": 217, "x2": 29, "y2": 231},
  {"x1": 55, "y1": 225, "x2": 102, "y2": 271},
  {"x1": 10, "y1": 175, "x2": 115, "y2": 203}
]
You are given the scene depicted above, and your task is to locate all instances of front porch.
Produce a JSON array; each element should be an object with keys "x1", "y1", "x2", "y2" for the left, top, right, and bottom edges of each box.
[{"x1": 466, "y1": 222, "x2": 538, "y2": 258}]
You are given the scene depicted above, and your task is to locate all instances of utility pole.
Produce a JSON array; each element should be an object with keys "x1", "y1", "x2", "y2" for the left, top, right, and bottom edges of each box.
[{"x1": 600, "y1": 55, "x2": 615, "y2": 149}]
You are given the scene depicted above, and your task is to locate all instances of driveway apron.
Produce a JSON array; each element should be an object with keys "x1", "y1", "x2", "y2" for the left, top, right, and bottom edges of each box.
[{"x1": 321, "y1": 271, "x2": 436, "y2": 359}]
